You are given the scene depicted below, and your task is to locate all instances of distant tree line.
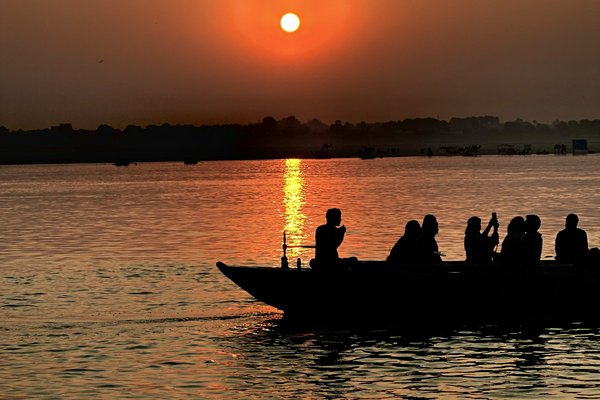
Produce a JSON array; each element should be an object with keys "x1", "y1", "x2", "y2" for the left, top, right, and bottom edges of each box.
[{"x1": 1, "y1": 116, "x2": 599, "y2": 164}]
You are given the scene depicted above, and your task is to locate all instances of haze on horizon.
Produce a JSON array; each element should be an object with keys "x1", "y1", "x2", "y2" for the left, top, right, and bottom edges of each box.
[{"x1": 1, "y1": 0, "x2": 599, "y2": 130}]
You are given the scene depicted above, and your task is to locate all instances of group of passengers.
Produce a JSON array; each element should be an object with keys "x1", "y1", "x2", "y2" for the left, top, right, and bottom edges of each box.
[
  {"x1": 311, "y1": 208, "x2": 593, "y2": 270},
  {"x1": 466, "y1": 214, "x2": 544, "y2": 265},
  {"x1": 387, "y1": 215, "x2": 443, "y2": 266}
]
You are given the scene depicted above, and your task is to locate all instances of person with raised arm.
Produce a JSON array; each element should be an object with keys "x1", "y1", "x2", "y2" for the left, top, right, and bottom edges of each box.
[{"x1": 464, "y1": 214, "x2": 499, "y2": 264}]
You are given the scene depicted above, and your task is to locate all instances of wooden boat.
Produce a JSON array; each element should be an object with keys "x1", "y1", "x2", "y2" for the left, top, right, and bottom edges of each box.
[
  {"x1": 113, "y1": 160, "x2": 131, "y2": 167},
  {"x1": 358, "y1": 146, "x2": 376, "y2": 159},
  {"x1": 311, "y1": 144, "x2": 332, "y2": 159},
  {"x1": 217, "y1": 260, "x2": 600, "y2": 323}
]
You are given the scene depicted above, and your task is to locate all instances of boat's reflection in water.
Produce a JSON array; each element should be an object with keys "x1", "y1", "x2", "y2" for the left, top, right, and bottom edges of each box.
[
  {"x1": 224, "y1": 315, "x2": 600, "y2": 399},
  {"x1": 283, "y1": 159, "x2": 308, "y2": 259}
]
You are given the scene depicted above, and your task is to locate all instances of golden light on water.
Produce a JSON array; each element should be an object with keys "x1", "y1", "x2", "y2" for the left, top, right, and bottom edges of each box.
[{"x1": 283, "y1": 159, "x2": 307, "y2": 256}]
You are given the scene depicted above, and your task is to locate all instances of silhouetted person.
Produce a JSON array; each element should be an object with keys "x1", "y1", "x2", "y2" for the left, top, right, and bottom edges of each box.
[
  {"x1": 312, "y1": 208, "x2": 357, "y2": 271},
  {"x1": 522, "y1": 214, "x2": 543, "y2": 263},
  {"x1": 555, "y1": 214, "x2": 589, "y2": 264},
  {"x1": 499, "y1": 216, "x2": 525, "y2": 264},
  {"x1": 387, "y1": 220, "x2": 424, "y2": 266},
  {"x1": 464, "y1": 215, "x2": 499, "y2": 264},
  {"x1": 421, "y1": 214, "x2": 442, "y2": 264}
]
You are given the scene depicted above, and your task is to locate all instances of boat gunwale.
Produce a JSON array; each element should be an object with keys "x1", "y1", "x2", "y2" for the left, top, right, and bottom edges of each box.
[{"x1": 217, "y1": 260, "x2": 587, "y2": 277}]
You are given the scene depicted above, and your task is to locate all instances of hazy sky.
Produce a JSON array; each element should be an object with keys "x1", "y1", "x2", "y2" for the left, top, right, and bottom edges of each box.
[{"x1": 1, "y1": 0, "x2": 599, "y2": 129}]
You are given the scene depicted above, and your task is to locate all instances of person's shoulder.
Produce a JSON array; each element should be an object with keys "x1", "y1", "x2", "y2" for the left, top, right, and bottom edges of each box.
[
  {"x1": 577, "y1": 228, "x2": 588, "y2": 238},
  {"x1": 525, "y1": 232, "x2": 542, "y2": 240},
  {"x1": 316, "y1": 224, "x2": 332, "y2": 235}
]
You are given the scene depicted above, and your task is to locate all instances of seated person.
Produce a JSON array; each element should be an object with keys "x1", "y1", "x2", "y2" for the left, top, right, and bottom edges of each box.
[
  {"x1": 499, "y1": 216, "x2": 525, "y2": 264},
  {"x1": 312, "y1": 208, "x2": 357, "y2": 271},
  {"x1": 555, "y1": 214, "x2": 589, "y2": 264},
  {"x1": 421, "y1": 214, "x2": 442, "y2": 264},
  {"x1": 464, "y1": 215, "x2": 499, "y2": 264},
  {"x1": 522, "y1": 214, "x2": 543, "y2": 264},
  {"x1": 387, "y1": 220, "x2": 424, "y2": 266}
]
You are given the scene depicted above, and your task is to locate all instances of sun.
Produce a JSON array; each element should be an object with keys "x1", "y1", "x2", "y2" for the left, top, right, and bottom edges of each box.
[{"x1": 280, "y1": 13, "x2": 300, "y2": 33}]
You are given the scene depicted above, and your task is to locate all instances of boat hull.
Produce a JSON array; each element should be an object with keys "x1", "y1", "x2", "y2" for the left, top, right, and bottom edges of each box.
[{"x1": 217, "y1": 261, "x2": 600, "y2": 323}]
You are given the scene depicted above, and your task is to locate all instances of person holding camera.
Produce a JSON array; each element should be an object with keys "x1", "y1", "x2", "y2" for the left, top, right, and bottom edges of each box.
[{"x1": 464, "y1": 213, "x2": 499, "y2": 264}]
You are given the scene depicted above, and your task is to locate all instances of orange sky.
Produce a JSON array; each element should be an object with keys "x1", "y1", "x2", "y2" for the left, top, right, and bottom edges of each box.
[{"x1": 1, "y1": 0, "x2": 599, "y2": 129}]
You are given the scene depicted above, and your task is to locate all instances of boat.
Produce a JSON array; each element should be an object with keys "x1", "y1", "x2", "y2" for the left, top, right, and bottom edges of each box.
[
  {"x1": 498, "y1": 144, "x2": 532, "y2": 155},
  {"x1": 358, "y1": 146, "x2": 376, "y2": 159},
  {"x1": 217, "y1": 259, "x2": 600, "y2": 323},
  {"x1": 183, "y1": 158, "x2": 199, "y2": 165},
  {"x1": 113, "y1": 160, "x2": 131, "y2": 167},
  {"x1": 311, "y1": 144, "x2": 332, "y2": 159}
]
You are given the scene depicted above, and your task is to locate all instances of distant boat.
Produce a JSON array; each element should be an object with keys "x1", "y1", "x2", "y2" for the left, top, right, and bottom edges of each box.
[
  {"x1": 554, "y1": 144, "x2": 568, "y2": 155},
  {"x1": 439, "y1": 145, "x2": 481, "y2": 157},
  {"x1": 498, "y1": 144, "x2": 532, "y2": 155},
  {"x1": 358, "y1": 146, "x2": 376, "y2": 159},
  {"x1": 183, "y1": 158, "x2": 199, "y2": 165},
  {"x1": 113, "y1": 160, "x2": 131, "y2": 167},
  {"x1": 461, "y1": 145, "x2": 481, "y2": 157},
  {"x1": 312, "y1": 144, "x2": 332, "y2": 159},
  {"x1": 419, "y1": 147, "x2": 434, "y2": 157},
  {"x1": 217, "y1": 259, "x2": 600, "y2": 322}
]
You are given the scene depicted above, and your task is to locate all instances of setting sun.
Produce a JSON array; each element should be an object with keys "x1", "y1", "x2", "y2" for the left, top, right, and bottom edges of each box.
[{"x1": 280, "y1": 13, "x2": 300, "y2": 33}]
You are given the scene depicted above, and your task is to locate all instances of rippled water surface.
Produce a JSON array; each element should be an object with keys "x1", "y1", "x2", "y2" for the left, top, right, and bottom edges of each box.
[{"x1": 1, "y1": 156, "x2": 599, "y2": 398}]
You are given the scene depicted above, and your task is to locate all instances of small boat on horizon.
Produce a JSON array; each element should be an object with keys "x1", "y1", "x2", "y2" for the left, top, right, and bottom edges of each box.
[
  {"x1": 311, "y1": 144, "x2": 332, "y2": 159},
  {"x1": 358, "y1": 146, "x2": 376, "y2": 159},
  {"x1": 113, "y1": 160, "x2": 131, "y2": 167}
]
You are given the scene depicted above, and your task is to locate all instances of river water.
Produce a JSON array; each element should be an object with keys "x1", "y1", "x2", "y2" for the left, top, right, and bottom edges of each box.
[{"x1": 1, "y1": 155, "x2": 599, "y2": 398}]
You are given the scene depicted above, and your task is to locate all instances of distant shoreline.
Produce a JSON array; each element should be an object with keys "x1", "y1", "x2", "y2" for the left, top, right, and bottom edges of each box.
[
  {"x1": 2, "y1": 152, "x2": 598, "y2": 168},
  {"x1": 1, "y1": 116, "x2": 598, "y2": 165}
]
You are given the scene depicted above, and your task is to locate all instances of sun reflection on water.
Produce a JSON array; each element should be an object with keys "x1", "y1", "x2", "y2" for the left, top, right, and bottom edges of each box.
[{"x1": 283, "y1": 159, "x2": 308, "y2": 257}]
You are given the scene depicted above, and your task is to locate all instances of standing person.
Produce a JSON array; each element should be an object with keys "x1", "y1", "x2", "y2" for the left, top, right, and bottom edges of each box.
[
  {"x1": 522, "y1": 214, "x2": 543, "y2": 264},
  {"x1": 421, "y1": 214, "x2": 442, "y2": 264},
  {"x1": 312, "y1": 208, "x2": 357, "y2": 271},
  {"x1": 464, "y1": 214, "x2": 499, "y2": 264},
  {"x1": 555, "y1": 214, "x2": 589, "y2": 263},
  {"x1": 387, "y1": 220, "x2": 424, "y2": 266}
]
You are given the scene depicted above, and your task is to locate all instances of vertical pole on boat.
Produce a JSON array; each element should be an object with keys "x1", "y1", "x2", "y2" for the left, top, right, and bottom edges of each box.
[{"x1": 281, "y1": 231, "x2": 289, "y2": 269}]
